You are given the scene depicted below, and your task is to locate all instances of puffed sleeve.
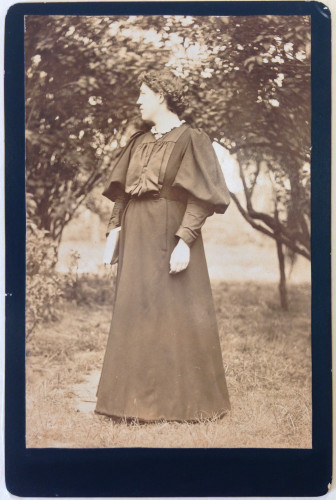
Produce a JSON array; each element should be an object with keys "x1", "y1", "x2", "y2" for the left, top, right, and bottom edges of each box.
[
  {"x1": 172, "y1": 128, "x2": 231, "y2": 214},
  {"x1": 102, "y1": 131, "x2": 143, "y2": 202},
  {"x1": 175, "y1": 195, "x2": 214, "y2": 247}
]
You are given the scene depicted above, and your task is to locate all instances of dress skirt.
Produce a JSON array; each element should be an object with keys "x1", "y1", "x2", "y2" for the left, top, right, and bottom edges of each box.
[{"x1": 95, "y1": 195, "x2": 231, "y2": 422}]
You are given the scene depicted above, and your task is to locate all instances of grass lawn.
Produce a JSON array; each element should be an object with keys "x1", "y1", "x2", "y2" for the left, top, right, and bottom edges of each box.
[{"x1": 26, "y1": 281, "x2": 311, "y2": 448}]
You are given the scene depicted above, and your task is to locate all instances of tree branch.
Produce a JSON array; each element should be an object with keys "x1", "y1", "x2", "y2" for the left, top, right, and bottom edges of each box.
[{"x1": 230, "y1": 192, "x2": 311, "y2": 260}]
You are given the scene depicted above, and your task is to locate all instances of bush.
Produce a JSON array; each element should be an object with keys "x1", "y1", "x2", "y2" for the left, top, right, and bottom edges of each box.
[
  {"x1": 26, "y1": 218, "x2": 116, "y2": 338},
  {"x1": 62, "y1": 250, "x2": 116, "y2": 306},
  {"x1": 26, "y1": 221, "x2": 73, "y2": 338}
]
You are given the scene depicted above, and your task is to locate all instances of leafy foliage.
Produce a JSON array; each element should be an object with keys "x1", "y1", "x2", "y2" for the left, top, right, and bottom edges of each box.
[
  {"x1": 25, "y1": 15, "x2": 310, "y2": 247},
  {"x1": 26, "y1": 221, "x2": 116, "y2": 336},
  {"x1": 25, "y1": 15, "x2": 311, "y2": 310},
  {"x1": 26, "y1": 219, "x2": 70, "y2": 337},
  {"x1": 61, "y1": 251, "x2": 116, "y2": 306}
]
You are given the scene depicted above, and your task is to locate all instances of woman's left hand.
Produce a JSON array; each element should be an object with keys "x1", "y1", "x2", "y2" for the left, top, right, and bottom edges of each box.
[{"x1": 169, "y1": 239, "x2": 190, "y2": 274}]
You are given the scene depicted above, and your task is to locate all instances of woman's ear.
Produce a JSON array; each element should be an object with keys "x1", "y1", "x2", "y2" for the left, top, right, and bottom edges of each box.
[{"x1": 158, "y1": 93, "x2": 165, "y2": 104}]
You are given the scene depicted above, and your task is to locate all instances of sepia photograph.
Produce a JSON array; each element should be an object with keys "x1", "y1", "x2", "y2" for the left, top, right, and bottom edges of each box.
[{"x1": 24, "y1": 13, "x2": 312, "y2": 449}]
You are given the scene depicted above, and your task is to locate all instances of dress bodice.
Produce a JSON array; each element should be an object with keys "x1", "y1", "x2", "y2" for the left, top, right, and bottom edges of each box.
[
  {"x1": 103, "y1": 123, "x2": 231, "y2": 215},
  {"x1": 124, "y1": 123, "x2": 189, "y2": 197}
]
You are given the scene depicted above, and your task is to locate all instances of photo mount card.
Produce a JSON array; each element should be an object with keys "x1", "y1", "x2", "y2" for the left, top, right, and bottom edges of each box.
[{"x1": 4, "y1": 1, "x2": 332, "y2": 497}]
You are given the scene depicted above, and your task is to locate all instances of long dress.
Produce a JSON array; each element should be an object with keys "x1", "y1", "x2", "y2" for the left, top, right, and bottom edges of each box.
[{"x1": 95, "y1": 123, "x2": 231, "y2": 422}]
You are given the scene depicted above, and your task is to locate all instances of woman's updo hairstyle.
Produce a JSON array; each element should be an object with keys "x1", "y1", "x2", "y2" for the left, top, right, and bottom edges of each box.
[{"x1": 138, "y1": 68, "x2": 188, "y2": 116}]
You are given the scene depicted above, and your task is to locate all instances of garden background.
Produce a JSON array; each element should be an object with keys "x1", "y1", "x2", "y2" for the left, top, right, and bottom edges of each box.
[{"x1": 25, "y1": 14, "x2": 311, "y2": 448}]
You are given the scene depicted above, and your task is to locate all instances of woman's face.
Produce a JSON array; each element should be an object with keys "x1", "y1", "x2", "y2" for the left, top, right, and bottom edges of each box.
[{"x1": 137, "y1": 83, "x2": 163, "y2": 122}]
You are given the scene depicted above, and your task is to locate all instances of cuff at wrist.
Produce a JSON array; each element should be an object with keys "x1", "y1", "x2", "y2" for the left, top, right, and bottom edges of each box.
[{"x1": 175, "y1": 227, "x2": 196, "y2": 247}]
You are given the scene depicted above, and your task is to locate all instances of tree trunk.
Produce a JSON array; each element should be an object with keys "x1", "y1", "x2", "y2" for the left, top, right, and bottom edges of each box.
[{"x1": 276, "y1": 238, "x2": 288, "y2": 311}]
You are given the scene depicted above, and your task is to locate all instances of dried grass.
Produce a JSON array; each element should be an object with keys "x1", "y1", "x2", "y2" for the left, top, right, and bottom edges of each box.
[{"x1": 26, "y1": 282, "x2": 311, "y2": 448}]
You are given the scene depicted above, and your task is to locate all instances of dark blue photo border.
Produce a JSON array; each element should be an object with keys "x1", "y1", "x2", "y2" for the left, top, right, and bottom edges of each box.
[{"x1": 5, "y1": 1, "x2": 331, "y2": 497}]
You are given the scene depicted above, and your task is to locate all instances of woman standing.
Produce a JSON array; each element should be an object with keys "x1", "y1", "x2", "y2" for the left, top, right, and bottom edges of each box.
[{"x1": 95, "y1": 69, "x2": 231, "y2": 422}]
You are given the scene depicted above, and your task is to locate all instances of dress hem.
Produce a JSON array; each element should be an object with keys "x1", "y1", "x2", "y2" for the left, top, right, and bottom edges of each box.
[{"x1": 94, "y1": 407, "x2": 230, "y2": 424}]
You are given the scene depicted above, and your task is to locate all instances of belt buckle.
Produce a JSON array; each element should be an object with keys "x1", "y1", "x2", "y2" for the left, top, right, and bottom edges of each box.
[{"x1": 152, "y1": 192, "x2": 160, "y2": 199}]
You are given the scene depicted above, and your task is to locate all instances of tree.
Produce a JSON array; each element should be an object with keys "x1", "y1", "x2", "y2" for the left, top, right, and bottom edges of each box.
[
  {"x1": 25, "y1": 15, "x2": 311, "y2": 307},
  {"x1": 202, "y1": 15, "x2": 311, "y2": 309},
  {"x1": 25, "y1": 16, "x2": 158, "y2": 245}
]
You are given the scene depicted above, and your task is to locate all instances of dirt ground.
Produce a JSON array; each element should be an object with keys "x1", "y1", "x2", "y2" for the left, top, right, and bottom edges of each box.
[{"x1": 26, "y1": 281, "x2": 312, "y2": 449}]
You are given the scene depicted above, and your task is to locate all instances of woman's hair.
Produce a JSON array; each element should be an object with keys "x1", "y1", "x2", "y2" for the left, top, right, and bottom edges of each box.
[{"x1": 137, "y1": 69, "x2": 187, "y2": 116}]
